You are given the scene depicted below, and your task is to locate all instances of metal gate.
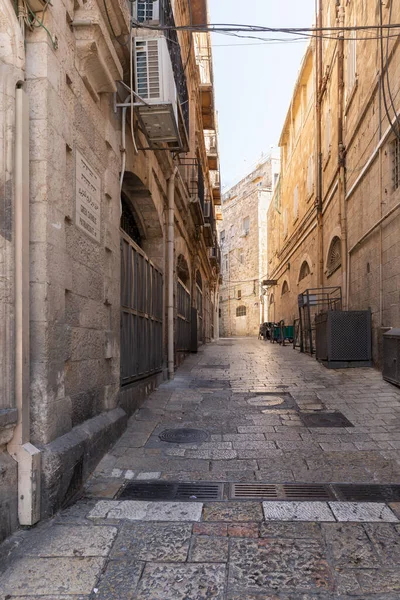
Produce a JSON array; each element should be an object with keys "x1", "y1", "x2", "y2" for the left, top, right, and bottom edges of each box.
[
  {"x1": 120, "y1": 232, "x2": 163, "y2": 385},
  {"x1": 176, "y1": 279, "x2": 191, "y2": 352}
]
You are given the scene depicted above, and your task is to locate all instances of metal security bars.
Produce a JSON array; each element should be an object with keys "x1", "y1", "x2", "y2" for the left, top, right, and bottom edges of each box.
[
  {"x1": 120, "y1": 234, "x2": 163, "y2": 385},
  {"x1": 161, "y1": 0, "x2": 190, "y2": 135},
  {"x1": 176, "y1": 279, "x2": 191, "y2": 352}
]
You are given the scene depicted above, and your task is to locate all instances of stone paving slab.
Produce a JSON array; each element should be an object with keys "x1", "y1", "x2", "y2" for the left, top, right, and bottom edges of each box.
[
  {"x1": 328, "y1": 501, "x2": 399, "y2": 522},
  {"x1": 3, "y1": 339, "x2": 400, "y2": 598},
  {"x1": 262, "y1": 501, "x2": 336, "y2": 522},
  {"x1": 0, "y1": 557, "x2": 105, "y2": 596},
  {"x1": 88, "y1": 500, "x2": 203, "y2": 522}
]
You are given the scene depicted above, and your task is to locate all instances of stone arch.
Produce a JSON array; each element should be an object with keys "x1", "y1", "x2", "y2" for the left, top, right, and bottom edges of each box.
[
  {"x1": 326, "y1": 235, "x2": 342, "y2": 277},
  {"x1": 121, "y1": 171, "x2": 164, "y2": 268},
  {"x1": 281, "y1": 280, "x2": 289, "y2": 296},
  {"x1": 298, "y1": 260, "x2": 311, "y2": 282}
]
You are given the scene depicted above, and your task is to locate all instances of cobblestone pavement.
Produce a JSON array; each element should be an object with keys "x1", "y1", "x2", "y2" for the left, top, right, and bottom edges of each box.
[{"x1": 2, "y1": 338, "x2": 400, "y2": 599}]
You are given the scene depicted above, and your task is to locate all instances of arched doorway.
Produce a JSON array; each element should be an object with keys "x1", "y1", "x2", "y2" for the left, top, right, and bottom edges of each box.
[
  {"x1": 120, "y1": 190, "x2": 163, "y2": 386},
  {"x1": 176, "y1": 254, "x2": 191, "y2": 353}
]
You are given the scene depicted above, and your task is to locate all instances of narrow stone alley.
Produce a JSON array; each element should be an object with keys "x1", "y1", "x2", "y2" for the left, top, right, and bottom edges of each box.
[{"x1": 2, "y1": 338, "x2": 400, "y2": 599}]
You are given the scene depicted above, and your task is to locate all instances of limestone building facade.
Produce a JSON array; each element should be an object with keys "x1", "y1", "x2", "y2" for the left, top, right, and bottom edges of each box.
[
  {"x1": 0, "y1": 0, "x2": 220, "y2": 541},
  {"x1": 218, "y1": 157, "x2": 279, "y2": 337},
  {"x1": 267, "y1": 0, "x2": 400, "y2": 366}
]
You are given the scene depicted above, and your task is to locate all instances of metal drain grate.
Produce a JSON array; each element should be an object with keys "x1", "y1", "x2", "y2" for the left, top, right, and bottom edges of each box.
[
  {"x1": 159, "y1": 428, "x2": 208, "y2": 444},
  {"x1": 334, "y1": 484, "x2": 400, "y2": 503},
  {"x1": 282, "y1": 484, "x2": 334, "y2": 500},
  {"x1": 119, "y1": 482, "x2": 223, "y2": 501},
  {"x1": 230, "y1": 483, "x2": 335, "y2": 501},
  {"x1": 196, "y1": 364, "x2": 230, "y2": 369},
  {"x1": 300, "y1": 411, "x2": 354, "y2": 428},
  {"x1": 230, "y1": 484, "x2": 278, "y2": 499}
]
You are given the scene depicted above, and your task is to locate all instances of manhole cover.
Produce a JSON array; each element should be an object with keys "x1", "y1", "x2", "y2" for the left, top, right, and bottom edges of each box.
[
  {"x1": 159, "y1": 428, "x2": 208, "y2": 443},
  {"x1": 334, "y1": 484, "x2": 400, "y2": 502},
  {"x1": 119, "y1": 482, "x2": 223, "y2": 501},
  {"x1": 248, "y1": 396, "x2": 285, "y2": 407},
  {"x1": 300, "y1": 412, "x2": 354, "y2": 428}
]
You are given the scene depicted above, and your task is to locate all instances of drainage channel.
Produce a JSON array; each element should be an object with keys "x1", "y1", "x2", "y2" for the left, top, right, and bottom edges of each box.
[{"x1": 117, "y1": 482, "x2": 400, "y2": 503}]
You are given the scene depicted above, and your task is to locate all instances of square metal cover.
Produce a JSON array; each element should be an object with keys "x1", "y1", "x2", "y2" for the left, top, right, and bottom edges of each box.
[{"x1": 300, "y1": 412, "x2": 354, "y2": 428}]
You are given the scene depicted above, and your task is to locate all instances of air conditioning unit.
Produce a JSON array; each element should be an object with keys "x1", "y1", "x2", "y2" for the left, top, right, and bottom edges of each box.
[
  {"x1": 383, "y1": 328, "x2": 400, "y2": 386},
  {"x1": 203, "y1": 201, "x2": 211, "y2": 218},
  {"x1": 134, "y1": 37, "x2": 184, "y2": 149},
  {"x1": 134, "y1": 0, "x2": 160, "y2": 23}
]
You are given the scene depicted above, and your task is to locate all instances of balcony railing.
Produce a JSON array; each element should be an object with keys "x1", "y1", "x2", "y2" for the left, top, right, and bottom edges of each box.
[
  {"x1": 178, "y1": 158, "x2": 205, "y2": 214},
  {"x1": 161, "y1": 0, "x2": 190, "y2": 136}
]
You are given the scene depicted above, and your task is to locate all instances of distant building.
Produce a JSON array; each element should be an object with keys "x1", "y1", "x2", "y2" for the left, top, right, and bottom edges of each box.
[{"x1": 218, "y1": 156, "x2": 280, "y2": 336}]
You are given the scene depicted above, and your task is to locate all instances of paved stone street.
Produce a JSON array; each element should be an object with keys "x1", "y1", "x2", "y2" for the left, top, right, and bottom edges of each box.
[{"x1": 2, "y1": 338, "x2": 400, "y2": 599}]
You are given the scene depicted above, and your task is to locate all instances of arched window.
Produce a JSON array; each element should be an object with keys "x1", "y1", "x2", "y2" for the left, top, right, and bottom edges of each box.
[
  {"x1": 327, "y1": 236, "x2": 341, "y2": 276},
  {"x1": 269, "y1": 293, "x2": 275, "y2": 305},
  {"x1": 236, "y1": 305, "x2": 246, "y2": 317},
  {"x1": 282, "y1": 281, "x2": 289, "y2": 296},
  {"x1": 196, "y1": 270, "x2": 203, "y2": 290},
  {"x1": 177, "y1": 254, "x2": 190, "y2": 287},
  {"x1": 120, "y1": 195, "x2": 142, "y2": 247},
  {"x1": 299, "y1": 261, "x2": 311, "y2": 281}
]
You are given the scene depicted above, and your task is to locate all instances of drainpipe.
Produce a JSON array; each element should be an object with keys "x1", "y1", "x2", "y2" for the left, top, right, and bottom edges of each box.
[
  {"x1": 167, "y1": 167, "x2": 178, "y2": 379},
  {"x1": 7, "y1": 87, "x2": 41, "y2": 526},
  {"x1": 337, "y1": 2, "x2": 348, "y2": 308},
  {"x1": 315, "y1": 0, "x2": 324, "y2": 288}
]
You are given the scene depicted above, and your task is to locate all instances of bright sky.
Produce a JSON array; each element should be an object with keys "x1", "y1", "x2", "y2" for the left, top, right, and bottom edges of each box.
[{"x1": 209, "y1": 0, "x2": 316, "y2": 189}]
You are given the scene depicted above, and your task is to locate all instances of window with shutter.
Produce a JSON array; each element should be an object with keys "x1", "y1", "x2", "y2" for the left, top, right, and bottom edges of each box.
[
  {"x1": 307, "y1": 155, "x2": 314, "y2": 196},
  {"x1": 299, "y1": 261, "x2": 311, "y2": 281},
  {"x1": 136, "y1": 0, "x2": 159, "y2": 22},
  {"x1": 283, "y1": 208, "x2": 288, "y2": 238},
  {"x1": 327, "y1": 236, "x2": 341, "y2": 276},
  {"x1": 236, "y1": 305, "x2": 246, "y2": 317},
  {"x1": 293, "y1": 185, "x2": 299, "y2": 221}
]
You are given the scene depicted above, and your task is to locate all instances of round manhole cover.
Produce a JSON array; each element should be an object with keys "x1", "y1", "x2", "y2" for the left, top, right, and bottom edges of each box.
[
  {"x1": 159, "y1": 428, "x2": 208, "y2": 444},
  {"x1": 247, "y1": 396, "x2": 285, "y2": 407}
]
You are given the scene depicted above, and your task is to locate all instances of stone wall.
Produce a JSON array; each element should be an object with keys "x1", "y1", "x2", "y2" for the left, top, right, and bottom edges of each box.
[
  {"x1": 267, "y1": 0, "x2": 400, "y2": 366},
  {"x1": 0, "y1": 0, "x2": 220, "y2": 538}
]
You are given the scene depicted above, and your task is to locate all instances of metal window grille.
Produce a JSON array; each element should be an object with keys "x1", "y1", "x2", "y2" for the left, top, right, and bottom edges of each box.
[
  {"x1": 236, "y1": 305, "x2": 246, "y2": 317},
  {"x1": 299, "y1": 261, "x2": 311, "y2": 282},
  {"x1": 120, "y1": 233, "x2": 163, "y2": 385},
  {"x1": 327, "y1": 236, "x2": 341, "y2": 277},
  {"x1": 176, "y1": 279, "x2": 191, "y2": 352},
  {"x1": 136, "y1": 0, "x2": 155, "y2": 22}
]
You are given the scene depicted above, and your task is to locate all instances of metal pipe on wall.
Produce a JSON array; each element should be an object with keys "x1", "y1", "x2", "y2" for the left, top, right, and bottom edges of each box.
[
  {"x1": 167, "y1": 167, "x2": 178, "y2": 379},
  {"x1": 7, "y1": 87, "x2": 41, "y2": 526},
  {"x1": 337, "y1": 1, "x2": 348, "y2": 308}
]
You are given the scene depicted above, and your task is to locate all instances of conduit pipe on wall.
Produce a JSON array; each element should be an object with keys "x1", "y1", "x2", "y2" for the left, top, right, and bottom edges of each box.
[
  {"x1": 7, "y1": 87, "x2": 41, "y2": 526},
  {"x1": 167, "y1": 167, "x2": 178, "y2": 379}
]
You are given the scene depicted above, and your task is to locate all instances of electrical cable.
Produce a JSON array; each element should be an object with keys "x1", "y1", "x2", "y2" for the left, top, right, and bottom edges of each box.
[
  {"x1": 379, "y1": 0, "x2": 400, "y2": 142},
  {"x1": 384, "y1": 0, "x2": 400, "y2": 134},
  {"x1": 182, "y1": 0, "x2": 193, "y2": 75},
  {"x1": 103, "y1": 0, "x2": 130, "y2": 46},
  {"x1": 25, "y1": 1, "x2": 57, "y2": 48}
]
